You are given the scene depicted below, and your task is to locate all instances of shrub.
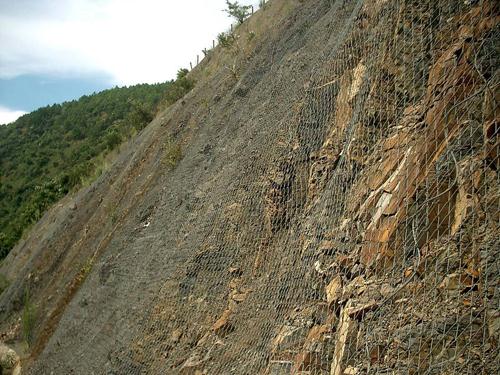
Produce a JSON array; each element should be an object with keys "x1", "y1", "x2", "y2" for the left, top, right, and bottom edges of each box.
[
  {"x1": 162, "y1": 70, "x2": 195, "y2": 106},
  {"x1": 177, "y1": 68, "x2": 189, "y2": 80},
  {"x1": 127, "y1": 103, "x2": 154, "y2": 132},
  {"x1": 218, "y1": 31, "x2": 237, "y2": 49},
  {"x1": 111, "y1": 211, "x2": 118, "y2": 224},
  {"x1": 224, "y1": 1, "x2": 251, "y2": 24},
  {"x1": 247, "y1": 31, "x2": 256, "y2": 42},
  {"x1": 104, "y1": 129, "x2": 122, "y2": 150},
  {"x1": 163, "y1": 139, "x2": 182, "y2": 169}
]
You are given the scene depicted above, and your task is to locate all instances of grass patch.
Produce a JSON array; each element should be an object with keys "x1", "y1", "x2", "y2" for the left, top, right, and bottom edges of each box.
[
  {"x1": 80, "y1": 258, "x2": 94, "y2": 281},
  {"x1": 163, "y1": 139, "x2": 182, "y2": 169},
  {"x1": 22, "y1": 287, "x2": 37, "y2": 346},
  {"x1": 0, "y1": 273, "x2": 9, "y2": 295}
]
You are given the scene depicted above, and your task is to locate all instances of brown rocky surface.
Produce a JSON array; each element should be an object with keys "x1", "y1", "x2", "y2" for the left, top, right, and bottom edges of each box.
[{"x1": 0, "y1": 0, "x2": 498, "y2": 374}]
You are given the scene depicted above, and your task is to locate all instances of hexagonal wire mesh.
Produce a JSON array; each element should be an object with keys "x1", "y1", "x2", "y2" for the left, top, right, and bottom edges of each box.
[{"x1": 31, "y1": 0, "x2": 499, "y2": 374}]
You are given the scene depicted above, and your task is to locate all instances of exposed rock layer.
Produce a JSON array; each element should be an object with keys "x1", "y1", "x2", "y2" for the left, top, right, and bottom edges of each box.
[{"x1": 0, "y1": 0, "x2": 498, "y2": 374}]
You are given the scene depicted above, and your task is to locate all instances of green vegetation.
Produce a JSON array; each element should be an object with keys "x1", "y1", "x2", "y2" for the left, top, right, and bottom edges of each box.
[
  {"x1": 0, "y1": 71, "x2": 194, "y2": 258},
  {"x1": 162, "y1": 138, "x2": 182, "y2": 169},
  {"x1": 0, "y1": 273, "x2": 9, "y2": 295},
  {"x1": 218, "y1": 31, "x2": 237, "y2": 49},
  {"x1": 22, "y1": 288, "x2": 37, "y2": 346},
  {"x1": 80, "y1": 258, "x2": 94, "y2": 281},
  {"x1": 110, "y1": 204, "x2": 119, "y2": 224},
  {"x1": 247, "y1": 30, "x2": 256, "y2": 42},
  {"x1": 224, "y1": 1, "x2": 251, "y2": 24}
]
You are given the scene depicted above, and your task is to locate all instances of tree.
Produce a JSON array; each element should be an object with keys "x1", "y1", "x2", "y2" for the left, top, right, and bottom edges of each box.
[
  {"x1": 104, "y1": 129, "x2": 122, "y2": 150},
  {"x1": 127, "y1": 102, "x2": 154, "y2": 131},
  {"x1": 224, "y1": 1, "x2": 251, "y2": 24},
  {"x1": 0, "y1": 72, "x2": 195, "y2": 260}
]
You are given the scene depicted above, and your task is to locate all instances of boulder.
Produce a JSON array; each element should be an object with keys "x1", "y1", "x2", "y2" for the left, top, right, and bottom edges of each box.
[{"x1": 0, "y1": 343, "x2": 21, "y2": 375}]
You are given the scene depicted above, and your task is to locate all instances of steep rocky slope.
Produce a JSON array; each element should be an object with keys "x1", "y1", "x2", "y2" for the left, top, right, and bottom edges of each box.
[{"x1": 0, "y1": 0, "x2": 498, "y2": 374}]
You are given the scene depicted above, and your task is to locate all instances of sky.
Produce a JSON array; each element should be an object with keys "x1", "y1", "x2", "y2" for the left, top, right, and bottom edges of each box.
[{"x1": 0, "y1": 0, "x2": 259, "y2": 124}]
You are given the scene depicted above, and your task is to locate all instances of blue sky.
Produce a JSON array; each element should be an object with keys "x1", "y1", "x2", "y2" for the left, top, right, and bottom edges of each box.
[
  {"x1": 0, "y1": 74, "x2": 111, "y2": 111},
  {"x1": 0, "y1": 0, "x2": 258, "y2": 124}
]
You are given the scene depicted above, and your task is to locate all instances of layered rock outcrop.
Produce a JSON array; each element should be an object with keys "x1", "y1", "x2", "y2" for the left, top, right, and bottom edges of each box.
[{"x1": 0, "y1": 0, "x2": 498, "y2": 374}]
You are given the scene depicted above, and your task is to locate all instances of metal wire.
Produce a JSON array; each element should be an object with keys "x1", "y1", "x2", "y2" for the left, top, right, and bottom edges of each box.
[{"x1": 26, "y1": 0, "x2": 499, "y2": 374}]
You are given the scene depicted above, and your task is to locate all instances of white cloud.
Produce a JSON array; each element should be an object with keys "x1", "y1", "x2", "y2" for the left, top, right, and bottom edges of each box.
[
  {"x1": 0, "y1": 106, "x2": 26, "y2": 124},
  {"x1": 0, "y1": 0, "x2": 259, "y2": 85}
]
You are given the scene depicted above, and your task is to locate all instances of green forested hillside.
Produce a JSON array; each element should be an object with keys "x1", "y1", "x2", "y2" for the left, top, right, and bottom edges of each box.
[{"x1": 0, "y1": 71, "x2": 193, "y2": 258}]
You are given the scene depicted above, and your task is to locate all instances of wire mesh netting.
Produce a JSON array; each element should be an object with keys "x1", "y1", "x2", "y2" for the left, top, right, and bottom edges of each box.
[{"x1": 22, "y1": 0, "x2": 499, "y2": 374}]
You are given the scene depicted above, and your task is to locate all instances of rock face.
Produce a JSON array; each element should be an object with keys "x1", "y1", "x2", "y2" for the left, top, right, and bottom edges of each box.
[{"x1": 0, "y1": 0, "x2": 498, "y2": 374}]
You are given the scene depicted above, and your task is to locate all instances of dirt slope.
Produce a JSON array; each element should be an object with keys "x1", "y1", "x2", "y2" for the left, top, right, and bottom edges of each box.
[{"x1": 0, "y1": 0, "x2": 498, "y2": 374}]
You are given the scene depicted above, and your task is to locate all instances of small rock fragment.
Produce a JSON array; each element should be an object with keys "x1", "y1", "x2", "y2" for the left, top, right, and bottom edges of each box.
[
  {"x1": 228, "y1": 267, "x2": 242, "y2": 276},
  {"x1": 369, "y1": 344, "x2": 386, "y2": 364},
  {"x1": 347, "y1": 299, "x2": 378, "y2": 321},
  {"x1": 326, "y1": 275, "x2": 343, "y2": 305},
  {"x1": 344, "y1": 366, "x2": 359, "y2": 375},
  {"x1": 171, "y1": 329, "x2": 183, "y2": 343},
  {"x1": 212, "y1": 309, "x2": 234, "y2": 336},
  {"x1": 231, "y1": 293, "x2": 247, "y2": 303}
]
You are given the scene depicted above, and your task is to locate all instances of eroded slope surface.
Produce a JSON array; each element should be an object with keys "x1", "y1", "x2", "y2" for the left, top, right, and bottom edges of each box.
[{"x1": 0, "y1": 0, "x2": 498, "y2": 374}]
